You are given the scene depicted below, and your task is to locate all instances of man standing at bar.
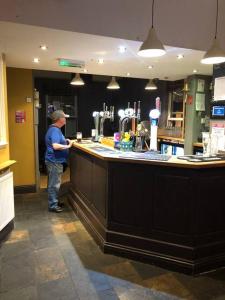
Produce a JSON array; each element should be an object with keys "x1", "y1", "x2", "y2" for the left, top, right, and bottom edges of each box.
[{"x1": 45, "y1": 110, "x2": 73, "y2": 212}]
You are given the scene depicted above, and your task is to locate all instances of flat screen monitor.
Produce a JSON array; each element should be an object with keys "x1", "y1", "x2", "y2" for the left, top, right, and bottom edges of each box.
[{"x1": 212, "y1": 106, "x2": 225, "y2": 117}]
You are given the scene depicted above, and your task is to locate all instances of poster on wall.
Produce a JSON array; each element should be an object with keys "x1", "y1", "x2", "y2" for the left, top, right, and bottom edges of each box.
[
  {"x1": 195, "y1": 93, "x2": 205, "y2": 111},
  {"x1": 15, "y1": 110, "x2": 26, "y2": 123},
  {"x1": 197, "y1": 79, "x2": 205, "y2": 92},
  {"x1": 211, "y1": 121, "x2": 225, "y2": 150},
  {"x1": 214, "y1": 77, "x2": 225, "y2": 100}
]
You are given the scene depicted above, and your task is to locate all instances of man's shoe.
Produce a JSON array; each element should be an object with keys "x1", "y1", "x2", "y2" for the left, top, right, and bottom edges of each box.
[
  {"x1": 58, "y1": 202, "x2": 65, "y2": 208},
  {"x1": 48, "y1": 206, "x2": 63, "y2": 213}
]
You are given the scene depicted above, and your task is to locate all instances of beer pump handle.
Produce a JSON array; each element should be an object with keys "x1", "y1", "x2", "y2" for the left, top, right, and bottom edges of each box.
[{"x1": 133, "y1": 102, "x2": 137, "y2": 116}]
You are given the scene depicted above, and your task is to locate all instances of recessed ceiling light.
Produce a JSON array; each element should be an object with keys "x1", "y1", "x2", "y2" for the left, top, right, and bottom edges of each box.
[
  {"x1": 148, "y1": 65, "x2": 153, "y2": 69},
  {"x1": 118, "y1": 46, "x2": 126, "y2": 53},
  {"x1": 40, "y1": 45, "x2": 48, "y2": 50},
  {"x1": 127, "y1": 72, "x2": 130, "y2": 76},
  {"x1": 83, "y1": 69, "x2": 88, "y2": 73},
  {"x1": 97, "y1": 58, "x2": 104, "y2": 64},
  {"x1": 193, "y1": 69, "x2": 198, "y2": 73},
  {"x1": 177, "y1": 54, "x2": 184, "y2": 59},
  {"x1": 33, "y1": 58, "x2": 40, "y2": 63}
]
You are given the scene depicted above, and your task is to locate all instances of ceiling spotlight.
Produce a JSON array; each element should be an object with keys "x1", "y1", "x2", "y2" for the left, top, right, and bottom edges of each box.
[
  {"x1": 98, "y1": 58, "x2": 104, "y2": 64},
  {"x1": 138, "y1": 0, "x2": 166, "y2": 57},
  {"x1": 107, "y1": 77, "x2": 120, "y2": 89},
  {"x1": 83, "y1": 69, "x2": 88, "y2": 73},
  {"x1": 201, "y1": 0, "x2": 225, "y2": 64},
  {"x1": 127, "y1": 72, "x2": 130, "y2": 76},
  {"x1": 118, "y1": 46, "x2": 126, "y2": 53},
  {"x1": 70, "y1": 73, "x2": 85, "y2": 86},
  {"x1": 148, "y1": 65, "x2": 153, "y2": 69},
  {"x1": 40, "y1": 45, "x2": 48, "y2": 50},
  {"x1": 193, "y1": 69, "x2": 198, "y2": 73},
  {"x1": 33, "y1": 58, "x2": 40, "y2": 63},
  {"x1": 177, "y1": 54, "x2": 184, "y2": 59},
  {"x1": 145, "y1": 79, "x2": 157, "y2": 90}
]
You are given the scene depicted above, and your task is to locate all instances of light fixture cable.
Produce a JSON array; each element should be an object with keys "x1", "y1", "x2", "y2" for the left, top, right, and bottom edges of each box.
[
  {"x1": 215, "y1": 0, "x2": 218, "y2": 39},
  {"x1": 151, "y1": 0, "x2": 154, "y2": 29}
]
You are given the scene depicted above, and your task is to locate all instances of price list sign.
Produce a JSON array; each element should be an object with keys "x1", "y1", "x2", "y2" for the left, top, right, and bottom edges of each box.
[{"x1": 15, "y1": 110, "x2": 26, "y2": 123}]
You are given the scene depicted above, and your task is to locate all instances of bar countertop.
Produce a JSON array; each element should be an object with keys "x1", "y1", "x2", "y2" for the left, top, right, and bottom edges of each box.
[{"x1": 71, "y1": 140, "x2": 225, "y2": 169}]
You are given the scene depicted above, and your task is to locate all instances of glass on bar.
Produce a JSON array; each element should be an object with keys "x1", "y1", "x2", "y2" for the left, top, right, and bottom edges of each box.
[
  {"x1": 76, "y1": 132, "x2": 82, "y2": 143},
  {"x1": 202, "y1": 132, "x2": 210, "y2": 156}
]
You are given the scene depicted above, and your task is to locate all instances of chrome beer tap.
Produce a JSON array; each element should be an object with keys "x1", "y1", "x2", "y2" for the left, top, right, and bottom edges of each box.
[
  {"x1": 99, "y1": 102, "x2": 114, "y2": 138},
  {"x1": 118, "y1": 101, "x2": 141, "y2": 136},
  {"x1": 92, "y1": 111, "x2": 100, "y2": 142}
]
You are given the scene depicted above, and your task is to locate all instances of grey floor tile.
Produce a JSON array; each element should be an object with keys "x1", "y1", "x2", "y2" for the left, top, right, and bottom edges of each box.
[
  {"x1": 1, "y1": 240, "x2": 34, "y2": 261},
  {"x1": 98, "y1": 288, "x2": 119, "y2": 300},
  {"x1": 37, "y1": 277, "x2": 79, "y2": 300},
  {"x1": 0, "y1": 252, "x2": 36, "y2": 292},
  {"x1": 88, "y1": 270, "x2": 112, "y2": 292},
  {"x1": 0, "y1": 286, "x2": 38, "y2": 300},
  {"x1": 34, "y1": 247, "x2": 69, "y2": 284}
]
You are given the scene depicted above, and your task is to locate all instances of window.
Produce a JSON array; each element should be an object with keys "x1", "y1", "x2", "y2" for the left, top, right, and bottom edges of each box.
[{"x1": 0, "y1": 54, "x2": 7, "y2": 148}]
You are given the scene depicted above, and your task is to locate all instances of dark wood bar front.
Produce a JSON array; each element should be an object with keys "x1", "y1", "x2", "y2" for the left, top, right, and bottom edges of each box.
[{"x1": 68, "y1": 142, "x2": 225, "y2": 274}]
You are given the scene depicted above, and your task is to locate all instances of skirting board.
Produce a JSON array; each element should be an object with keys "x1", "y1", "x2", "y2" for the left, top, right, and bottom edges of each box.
[
  {"x1": 0, "y1": 220, "x2": 14, "y2": 245},
  {"x1": 14, "y1": 185, "x2": 36, "y2": 194}
]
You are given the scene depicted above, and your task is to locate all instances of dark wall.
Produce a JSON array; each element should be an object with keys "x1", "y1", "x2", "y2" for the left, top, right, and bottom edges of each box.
[
  {"x1": 213, "y1": 63, "x2": 225, "y2": 79},
  {"x1": 35, "y1": 74, "x2": 169, "y2": 139}
]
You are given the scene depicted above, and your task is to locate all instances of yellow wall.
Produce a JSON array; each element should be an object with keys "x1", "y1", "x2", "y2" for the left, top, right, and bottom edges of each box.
[
  {"x1": 7, "y1": 68, "x2": 35, "y2": 186},
  {"x1": 0, "y1": 54, "x2": 10, "y2": 164}
]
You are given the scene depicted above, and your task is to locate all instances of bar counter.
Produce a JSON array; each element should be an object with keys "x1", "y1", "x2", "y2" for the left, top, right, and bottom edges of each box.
[{"x1": 68, "y1": 141, "x2": 225, "y2": 274}]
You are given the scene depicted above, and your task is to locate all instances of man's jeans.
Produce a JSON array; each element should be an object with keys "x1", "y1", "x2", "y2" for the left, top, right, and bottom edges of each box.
[{"x1": 46, "y1": 162, "x2": 63, "y2": 209}]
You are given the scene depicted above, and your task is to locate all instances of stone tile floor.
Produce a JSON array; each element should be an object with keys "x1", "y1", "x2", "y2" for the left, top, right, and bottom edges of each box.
[{"x1": 1, "y1": 191, "x2": 225, "y2": 299}]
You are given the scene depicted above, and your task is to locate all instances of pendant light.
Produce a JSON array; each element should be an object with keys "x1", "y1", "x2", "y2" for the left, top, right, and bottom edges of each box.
[
  {"x1": 145, "y1": 79, "x2": 157, "y2": 90},
  {"x1": 107, "y1": 76, "x2": 120, "y2": 89},
  {"x1": 201, "y1": 0, "x2": 225, "y2": 64},
  {"x1": 70, "y1": 73, "x2": 85, "y2": 85},
  {"x1": 138, "y1": 0, "x2": 166, "y2": 57}
]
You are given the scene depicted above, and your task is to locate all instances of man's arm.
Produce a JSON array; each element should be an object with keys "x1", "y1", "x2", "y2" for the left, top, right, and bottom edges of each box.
[{"x1": 52, "y1": 139, "x2": 74, "y2": 150}]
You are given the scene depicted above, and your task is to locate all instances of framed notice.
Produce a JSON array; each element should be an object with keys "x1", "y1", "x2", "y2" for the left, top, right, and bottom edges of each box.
[
  {"x1": 15, "y1": 110, "x2": 26, "y2": 123},
  {"x1": 214, "y1": 77, "x2": 225, "y2": 100},
  {"x1": 195, "y1": 93, "x2": 205, "y2": 111},
  {"x1": 197, "y1": 79, "x2": 205, "y2": 92}
]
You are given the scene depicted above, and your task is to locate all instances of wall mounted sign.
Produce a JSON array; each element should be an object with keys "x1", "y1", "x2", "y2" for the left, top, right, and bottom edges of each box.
[
  {"x1": 187, "y1": 95, "x2": 193, "y2": 105},
  {"x1": 214, "y1": 77, "x2": 225, "y2": 101},
  {"x1": 15, "y1": 110, "x2": 26, "y2": 123},
  {"x1": 195, "y1": 93, "x2": 205, "y2": 111},
  {"x1": 197, "y1": 79, "x2": 205, "y2": 92}
]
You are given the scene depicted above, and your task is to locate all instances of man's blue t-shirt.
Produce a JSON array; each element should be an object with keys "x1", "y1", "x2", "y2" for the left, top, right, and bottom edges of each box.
[{"x1": 45, "y1": 126, "x2": 69, "y2": 163}]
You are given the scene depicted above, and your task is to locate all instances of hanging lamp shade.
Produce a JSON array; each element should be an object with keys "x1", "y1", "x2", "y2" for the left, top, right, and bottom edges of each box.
[
  {"x1": 145, "y1": 79, "x2": 157, "y2": 90},
  {"x1": 138, "y1": 0, "x2": 166, "y2": 57},
  {"x1": 201, "y1": 0, "x2": 225, "y2": 64},
  {"x1": 70, "y1": 73, "x2": 85, "y2": 85},
  {"x1": 201, "y1": 38, "x2": 225, "y2": 64},
  {"x1": 138, "y1": 27, "x2": 166, "y2": 57},
  {"x1": 107, "y1": 77, "x2": 120, "y2": 89}
]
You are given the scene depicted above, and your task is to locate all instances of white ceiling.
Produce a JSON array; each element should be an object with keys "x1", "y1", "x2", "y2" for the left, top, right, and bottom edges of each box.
[{"x1": 0, "y1": 0, "x2": 221, "y2": 80}]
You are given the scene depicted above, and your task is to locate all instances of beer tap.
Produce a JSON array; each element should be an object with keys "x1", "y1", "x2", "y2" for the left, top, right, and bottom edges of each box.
[
  {"x1": 118, "y1": 101, "x2": 141, "y2": 136},
  {"x1": 99, "y1": 102, "x2": 114, "y2": 138}
]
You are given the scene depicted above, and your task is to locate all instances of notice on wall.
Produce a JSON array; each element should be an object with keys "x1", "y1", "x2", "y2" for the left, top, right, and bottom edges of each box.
[
  {"x1": 187, "y1": 95, "x2": 193, "y2": 105},
  {"x1": 197, "y1": 79, "x2": 205, "y2": 92},
  {"x1": 214, "y1": 77, "x2": 225, "y2": 101},
  {"x1": 195, "y1": 93, "x2": 205, "y2": 111},
  {"x1": 211, "y1": 122, "x2": 225, "y2": 150},
  {"x1": 15, "y1": 110, "x2": 26, "y2": 123}
]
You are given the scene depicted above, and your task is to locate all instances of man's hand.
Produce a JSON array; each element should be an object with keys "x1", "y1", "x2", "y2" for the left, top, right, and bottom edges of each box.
[{"x1": 66, "y1": 139, "x2": 74, "y2": 148}]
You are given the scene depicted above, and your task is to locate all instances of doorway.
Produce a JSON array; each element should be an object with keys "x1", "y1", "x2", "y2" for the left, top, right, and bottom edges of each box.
[{"x1": 33, "y1": 71, "x2": 78, "y2": 190}]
